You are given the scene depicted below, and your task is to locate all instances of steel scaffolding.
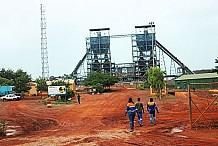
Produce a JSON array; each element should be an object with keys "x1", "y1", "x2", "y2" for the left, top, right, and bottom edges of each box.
[
  {"x1": 132, "y1": 23, "x2": 159, "y2": 80},
  {"x1": 86, "y1": 28, "x2": 115, "y2": 74},
  {"x1": 73, "y1": 24, "x2": 194, "y2": 83}
]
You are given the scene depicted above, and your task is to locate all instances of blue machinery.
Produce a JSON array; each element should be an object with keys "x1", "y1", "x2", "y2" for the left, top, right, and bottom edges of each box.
[{"x1": 73, "y1": 24, "x2": 194, "y2": 83}]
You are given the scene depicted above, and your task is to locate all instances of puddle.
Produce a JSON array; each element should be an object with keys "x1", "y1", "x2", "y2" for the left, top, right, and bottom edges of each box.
[
  {"x1": 6, "y1": 132, "x2": 15, "y2": 136},
  {"x1": 7, "y1": 126, "x2": 20, "y2": 128},
  {"x1": 6, "y1": 129, "x2": 16, "y2": 132},
  {"x1": 5, "y1": 125, "x2": 21, "y2": 136},
  {"x1": 171, "y1": 128, "x2": 183, "y2": 134},
  {"x1": 176, "y1": 135, "x2": 188, "y2": 138}
]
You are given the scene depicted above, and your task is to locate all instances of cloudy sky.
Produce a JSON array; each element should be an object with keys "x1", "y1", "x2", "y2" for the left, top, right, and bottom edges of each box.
[{"x1": 0, "y1": 0, "x2": 217, "y2": 79}]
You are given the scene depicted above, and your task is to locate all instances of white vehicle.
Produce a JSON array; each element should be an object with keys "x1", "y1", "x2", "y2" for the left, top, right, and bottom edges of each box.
[{"x1": 0, "y1": 94, "x2": 21, "y2": 101}]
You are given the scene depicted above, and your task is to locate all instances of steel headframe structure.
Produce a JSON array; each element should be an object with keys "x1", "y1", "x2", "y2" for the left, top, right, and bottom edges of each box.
[
  {"x1": 40, "y1": 4, "x2": 49, "y2": 80},
  {"x1": 72, "y1": 23, "x2": 194, "y2": 83},
  {"x1": 86, "y1": 28, "x2": 115, "y2": 75},
  {"x1": 132, "y1": 23, "x2": 158, "y2": 81}
]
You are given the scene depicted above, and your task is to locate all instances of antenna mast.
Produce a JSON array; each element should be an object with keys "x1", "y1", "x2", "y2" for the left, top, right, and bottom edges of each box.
[{"x1": 40, "y1": 4, "x2": 49, "y2": 79}]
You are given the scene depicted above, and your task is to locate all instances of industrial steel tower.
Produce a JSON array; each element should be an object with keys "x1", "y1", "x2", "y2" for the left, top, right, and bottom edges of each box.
[
  {"x1": 86, "y1": 28, "x2": 115, "y2": 74},
  {"x1": 40, "y1": 4, "x2": 49, "y2": 79},
  {"x1": 132, "y1": 23, "x2": 158, "y2": 80}
]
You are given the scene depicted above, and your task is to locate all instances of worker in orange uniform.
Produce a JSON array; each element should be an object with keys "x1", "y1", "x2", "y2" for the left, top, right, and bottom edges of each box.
[
  {"x1": 147, "y1": 98, "x2": 159, "y2": 125},
  {"x1": 125, "y1": 97, "x2": 136, "y2": 132}
]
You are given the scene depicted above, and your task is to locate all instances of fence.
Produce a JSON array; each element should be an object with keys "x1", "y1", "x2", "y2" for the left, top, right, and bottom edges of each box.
[{"x1": 188, "y1": 82, "x2": 218, "y2": 129}]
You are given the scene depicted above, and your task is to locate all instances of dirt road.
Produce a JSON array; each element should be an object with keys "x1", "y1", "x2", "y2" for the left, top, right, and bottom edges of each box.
[{"x1": 0, "y1": 88, "x2": 218, "y2": 145}]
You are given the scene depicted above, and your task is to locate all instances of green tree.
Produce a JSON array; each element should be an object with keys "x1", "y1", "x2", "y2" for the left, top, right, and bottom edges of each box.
[
  {"x1": 66, "y1": 87, "x2": 75, "y2": 99},
  {"x1": 0, "y1": 68, "x2": 31, "y2": 93},
  {"x1": 146, "y1": 67, "x2": 165, "y2": 99},
  {"x1": 13, "y1": 69, "x2": 31, "y2": 93},
  {"x1": 51, "y1": 80, "x2": 68, "y2": 87},
  {"x1": 35, "y1": 77, "x2": 47, "y2": 92},
  {"x1": 0, "y1": 68, "x2": 14, "y2": 80},
  {"x1": 0, "y1": 77, "x2": 13, "y2": 86},
  {"x1": 93, "y1": 83, "x2": 104, "y2": 93},
  {"x1": 83, "y1": 72, "x2": 119, "y2": 92}
]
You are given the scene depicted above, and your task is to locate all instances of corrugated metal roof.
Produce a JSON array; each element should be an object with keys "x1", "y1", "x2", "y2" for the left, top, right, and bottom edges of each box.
[{"x1": 175, "y1": 73, "x2": 218, "y2": 81}]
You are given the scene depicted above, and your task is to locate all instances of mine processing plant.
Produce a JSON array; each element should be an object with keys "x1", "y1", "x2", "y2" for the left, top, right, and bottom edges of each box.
[{"x1": 72, "y1": 23, "x2": 194, "y2": 83}]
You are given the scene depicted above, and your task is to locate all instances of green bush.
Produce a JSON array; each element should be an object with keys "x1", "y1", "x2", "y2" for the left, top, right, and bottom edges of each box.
[
  {"x1": 52, "y1": 100, "x2": 75, "y2": 105},
  {"x1": 93, "y1": 83, "x2": 104, "y2": 93},
  {"x1": 136, "y1": 84, "x2": 145, "y2": 90},
  {"x1": 66, "y1": 88, "x2": 75, "y2": 99},
  {"x1": 43, "y1": 97, "x2": 52, "y2": 105},
  {"x1": 0, "y1": 121, "x2": 7, "y2": 136},
  {"x1": 144, "y1": 82, "x2": 150, "y2": 89}
]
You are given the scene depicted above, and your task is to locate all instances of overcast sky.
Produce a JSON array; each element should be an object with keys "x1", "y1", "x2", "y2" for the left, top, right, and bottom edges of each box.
[{"x1": 0, "y1": 0, "x2": 217, "y2": 79}]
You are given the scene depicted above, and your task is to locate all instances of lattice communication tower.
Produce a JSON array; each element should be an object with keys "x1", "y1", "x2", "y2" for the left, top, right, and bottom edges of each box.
[{"x1": 40, "y1": 4, "x2": 49, "y2": 79}]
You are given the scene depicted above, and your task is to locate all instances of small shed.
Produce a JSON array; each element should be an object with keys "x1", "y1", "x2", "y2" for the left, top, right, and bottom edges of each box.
[{"x1": 175, "y1": 73, "x2": 218, "y2": 90}]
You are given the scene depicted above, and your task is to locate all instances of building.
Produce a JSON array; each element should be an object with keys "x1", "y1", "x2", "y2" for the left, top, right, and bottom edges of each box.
[
  {"x1": 175, "y1": 73, "x2": 218, "y2": 90},
  {"x1": 0, "y1": 86, "x2": 13, "y2": 96},
  {"x1": 28, "y1": 82, "x2": 38, "y2": 96}
]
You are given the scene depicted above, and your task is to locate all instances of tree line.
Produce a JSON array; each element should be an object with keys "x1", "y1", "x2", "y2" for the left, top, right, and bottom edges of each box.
[
  {"x1": 0, "y1": 68, "x2": 31, "y2": 93},
  {"x1": 1, "y1": 57, "x2": 217, "y2": 98}
]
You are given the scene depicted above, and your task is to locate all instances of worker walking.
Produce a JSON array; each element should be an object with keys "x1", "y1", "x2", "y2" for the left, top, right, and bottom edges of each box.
[
  {"x1": 135, "y1": 97, "x2": 144, "y2": 127},
  {"x1": 77, "y1": 94, "x2": 81, "y2": 104},
  {"x1": 147, "y1": 98, "x2": 159, "y2": 125},
  {"x1": 125, "y1": 97, "x2": 136, "y2": 132}
]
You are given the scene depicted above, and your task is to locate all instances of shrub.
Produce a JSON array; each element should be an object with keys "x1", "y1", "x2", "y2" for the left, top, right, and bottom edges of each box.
[
  {"x1": 93, "y1": 83, "x2": 104, "y2": 93},
  {"x1": 136, "y1": 84, "x2": 145, "y2": 90},
  {"x1": 144, "y1": 82, "x2": 150, "y2": 89},
  {"x1": 0, "y1": 121, "x2": 7, "y2": 136},
  {"x1": 52, "y1": 100, "x2": 75, "y2": 105}
]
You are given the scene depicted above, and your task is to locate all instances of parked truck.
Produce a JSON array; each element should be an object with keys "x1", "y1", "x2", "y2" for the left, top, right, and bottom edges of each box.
[{"x1": 0, "y1": 94, "x2": 21, "y2": 101}]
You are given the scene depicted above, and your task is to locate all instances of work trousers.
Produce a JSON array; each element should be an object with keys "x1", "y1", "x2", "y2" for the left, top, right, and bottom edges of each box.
[{"x1": 128, "y1": 113, "x2": 136, "y2": 130}]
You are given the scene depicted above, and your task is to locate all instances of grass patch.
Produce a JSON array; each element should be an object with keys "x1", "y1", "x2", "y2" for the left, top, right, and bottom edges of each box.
[
  {"x1": 164, "y1": 94, "x2": 177, "y2": 99},
  {"x1": 52, "y1": 100, "x2": 75, "y2": 105},
  {"x1": 136, "y1": 84, "x2": 145, "y2": 90},
  {"x1": 43, "y1": 97, "x2": 76, "y2": 105}
]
